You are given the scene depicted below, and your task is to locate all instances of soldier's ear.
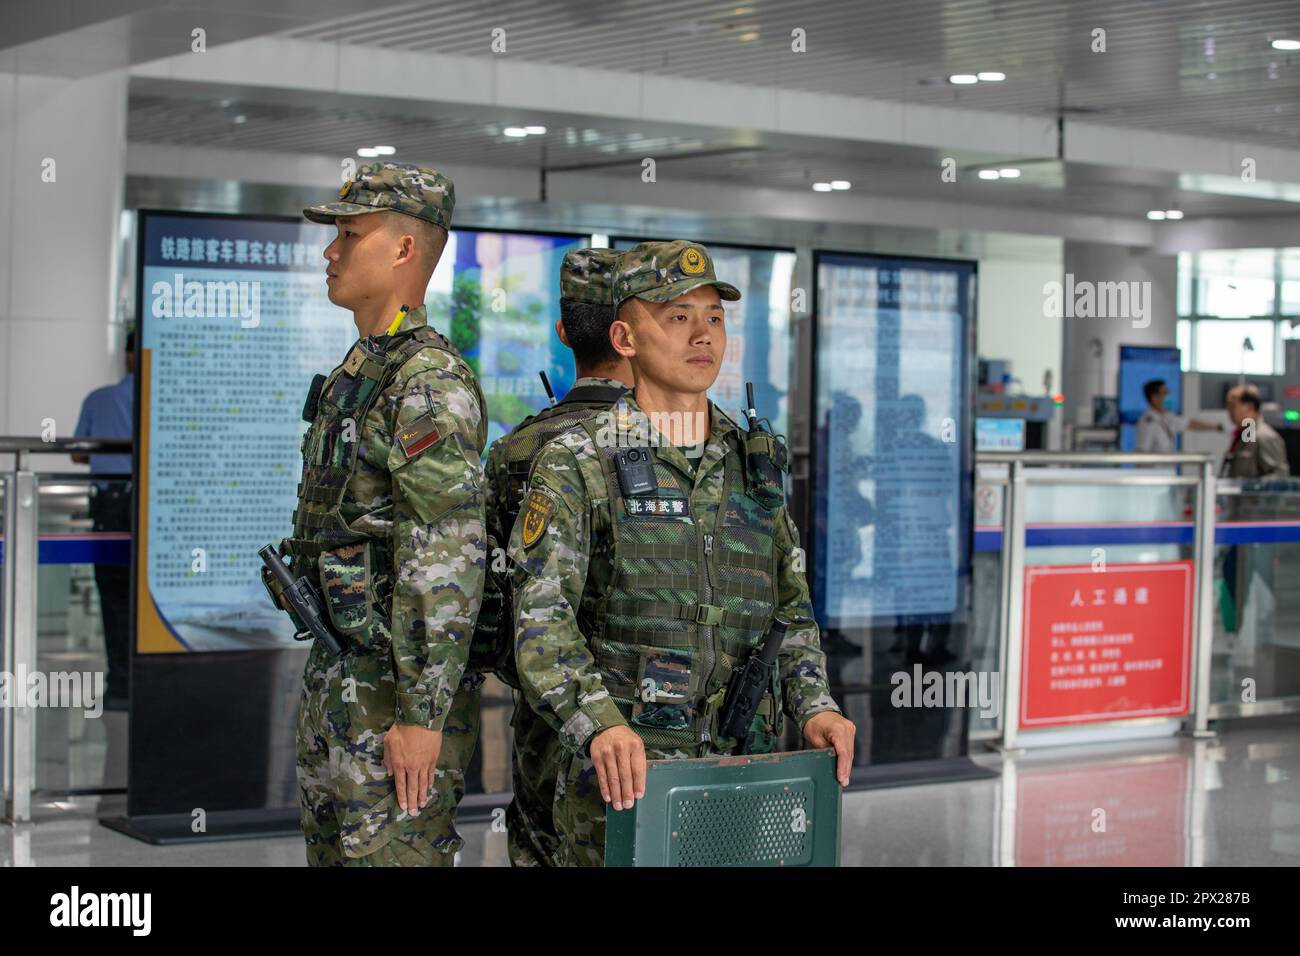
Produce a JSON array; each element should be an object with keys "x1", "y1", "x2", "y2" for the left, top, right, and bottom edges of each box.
[
  {"x1": 610, "y1": 301, "x2": 638, "y2": 359},
  {"x1": 555, "y1": 319, "x2": 571, "y2": 348}
]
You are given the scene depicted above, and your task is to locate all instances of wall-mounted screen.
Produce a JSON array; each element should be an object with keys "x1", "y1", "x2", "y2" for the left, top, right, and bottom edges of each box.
[
  {"x1": 976, "y1": 417, "x2": 1026, "y2": 452},
  {"x1": 1118, "y1": 345, "x2": 1182, "y2": 451},
  {"x1": 812, "y1": 252, "x2": 975, "y2": 628}
]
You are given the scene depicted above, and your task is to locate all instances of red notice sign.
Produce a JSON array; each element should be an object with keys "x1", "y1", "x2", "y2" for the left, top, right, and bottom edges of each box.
[{"x1": 1021, "y1": 562, "x2": 1193, "y2": 728}]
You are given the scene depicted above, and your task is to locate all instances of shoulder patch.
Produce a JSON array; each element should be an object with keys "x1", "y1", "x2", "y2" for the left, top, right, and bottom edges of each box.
[
  {"x1": 396, "y1": 413, "x2": 442, "y2": 459},
  {"x1": 520, "y1": 488, "x2": 557, "y2": 548}
]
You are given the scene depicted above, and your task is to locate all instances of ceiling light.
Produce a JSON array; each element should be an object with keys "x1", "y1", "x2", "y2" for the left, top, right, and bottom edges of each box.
[
  {"x1": 232, "y1": 114, "x2": 247, "y2": 124},
  {"x1": 830, "y1": 180, "x2": 851, "y2": 190},
  {"x1": 738, "y1": 31, "x2": 760, "y2": 42},
  {"x1": 371, "y1": 145, "x2": 396, "y2": 155},
  {"x1": 978, "y1": 169, "x2": 1000, "y2": 180},
  {"x1": 524, "y1": 125, "x2": 547, "y2": 135},
  {"x1": 357, "y1": 147, "x2": 379, "y2": 157},
  {"x1": 1271, "y1": 38, "x2": 1300, "y2": 51},
  {"x1": 1164, "y1": 209, "x2": 1184, "y2": 220},
  {"x1": 503, "y1": 127, "x2": 528, "y2": 137},
  {"x1": 977, "y1": 71, "x2": 1006, "y2": 81},
  {"x1": 1146, "y1": 210, "x2": 1166, "y2": 220},
  {"x1": 949, "y1": 74, "x2": 978, "y2": 85},
  {"x1": 812, "y1": 182, "x2": 833, "y2": 192},
  {"x1": 997, "y1": 168, "x2": 1021, "y2": 178}
]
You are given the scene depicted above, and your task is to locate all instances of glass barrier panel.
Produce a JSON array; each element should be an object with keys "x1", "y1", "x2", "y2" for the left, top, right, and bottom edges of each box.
[
  {"x1": 1211, "y1": 480, "x2": 1300, "y2": 706},
  {"x1": 1015, "y1": 477, "x2": 1198, "y2": 734},
  {"x1": 34, "y1": 479, "x2": 130, "y2": 792}
]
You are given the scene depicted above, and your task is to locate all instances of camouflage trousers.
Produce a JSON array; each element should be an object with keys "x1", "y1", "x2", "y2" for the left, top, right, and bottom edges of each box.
[
  {"x1": 505, "y1": 697, "x2": 567, "y2": 867},
  {"x1": 296, "y1": 641, "x2": 482, "y2": 867},
  {"x1": 549, "y1": 744, "x2": 686, "y2": 867}
]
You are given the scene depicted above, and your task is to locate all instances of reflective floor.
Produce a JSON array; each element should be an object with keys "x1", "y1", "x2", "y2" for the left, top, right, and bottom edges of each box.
[{"x1": 3, "y1": 717, "x2": 1296, "y2": 866}]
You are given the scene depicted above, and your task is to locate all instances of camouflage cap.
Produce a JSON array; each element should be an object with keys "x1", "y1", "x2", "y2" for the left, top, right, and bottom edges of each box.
[
  {"x1": 559, "y1": 248, "x2": 620, "y2": 305},
  {"x1": 303, "y1": 161, "x2": 455, "y2": 230},
  {"x1": 612, "y1": 240, "x2": 741, "y2": 306}
]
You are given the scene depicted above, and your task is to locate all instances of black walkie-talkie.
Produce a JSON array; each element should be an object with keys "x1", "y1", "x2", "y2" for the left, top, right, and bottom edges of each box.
[{"x1": 302, "y1": 373, "x2": 327, "y2": 423}]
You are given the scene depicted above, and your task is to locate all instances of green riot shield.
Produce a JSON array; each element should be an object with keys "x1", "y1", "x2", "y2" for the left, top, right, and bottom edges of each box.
[{"x1": 605, "y1": 749, "x2": 841, "y2": 867}]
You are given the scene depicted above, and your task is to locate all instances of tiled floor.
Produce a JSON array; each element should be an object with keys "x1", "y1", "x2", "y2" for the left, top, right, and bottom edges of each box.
[{"x1": 3, "y1": 718, "x2": 1296, "y2": 866}]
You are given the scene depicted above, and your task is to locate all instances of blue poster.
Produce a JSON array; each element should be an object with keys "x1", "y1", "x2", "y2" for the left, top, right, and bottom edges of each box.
[{"x1": 136, "y1": 212, "x2": 584, "y2": 652}]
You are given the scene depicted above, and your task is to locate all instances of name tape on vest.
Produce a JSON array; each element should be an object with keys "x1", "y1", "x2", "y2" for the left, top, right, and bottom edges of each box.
[{"x1": 625, "y1": 496, "x2": 690, "y2": 518}]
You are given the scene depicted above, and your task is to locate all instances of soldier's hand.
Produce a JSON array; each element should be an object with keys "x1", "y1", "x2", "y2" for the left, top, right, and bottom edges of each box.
[
  {"x1": 802, "y1": 711, "x2": 855, "y2": 787},
  {"x1": 383, "y1": 724, "x2": 443, "y2": 814},
  {"x1": 588, "y1": 725, "x2": 646, "y2": 811}
]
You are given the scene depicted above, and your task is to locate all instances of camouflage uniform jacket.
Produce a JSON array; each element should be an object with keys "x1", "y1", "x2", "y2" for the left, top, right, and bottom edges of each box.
[
  {"x1": 507, "y1": 393, "x2": 840, "y2": 757},
  {"x1": 283, "y1": 304, "x2": 487, "y2": 731},
  {"x1": 474, "y1": 376, "x2": 629, "y2": 681}
]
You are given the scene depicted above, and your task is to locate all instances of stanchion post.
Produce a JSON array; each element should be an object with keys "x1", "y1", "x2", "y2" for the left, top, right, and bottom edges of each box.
[
  {"x1": 1185, "y1": 458, "x2": 1217, "y2": 739},
  {"x1": 996, "y1": 459, "x2": 1027, "y2": 753},
  {"x1": 2, "y1": 455, "x2": 38, "y2": 822}
]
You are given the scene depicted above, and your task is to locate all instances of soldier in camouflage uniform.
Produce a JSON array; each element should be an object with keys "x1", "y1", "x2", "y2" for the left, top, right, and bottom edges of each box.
[
  {"x1": 264, "y1": 162, "x2": 488, "y2": 866},
  {"x1": 473, "y1": 248, "x2": 633, "y2": 867},
  {"x1": 507, "y1": 240, "x2": 856, "y2": 866}
]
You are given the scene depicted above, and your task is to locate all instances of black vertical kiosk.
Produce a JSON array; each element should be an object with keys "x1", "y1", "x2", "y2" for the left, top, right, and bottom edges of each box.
[{"x1": 809, "y1": 251, "x2": 995, "y2": 788}]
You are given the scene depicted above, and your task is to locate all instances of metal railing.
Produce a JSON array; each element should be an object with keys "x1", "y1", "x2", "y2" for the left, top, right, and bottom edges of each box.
[
  {"x1": 976, "y1": 450, "x2": 1219, "y2": 753},
  {"x1": 2, "y1": 437, "x2": 131, "y2": 823},
  {"x1": 4, "y1": 440, "x2": 1292, "y2": 820}
]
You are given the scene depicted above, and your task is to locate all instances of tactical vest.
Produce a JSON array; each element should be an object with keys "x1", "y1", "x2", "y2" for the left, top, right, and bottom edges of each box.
[
  {"x1": 472, "y1": 381, "x2": 628, "y2": 682},
  {"x1": 276, "y1": 326, "x2": 481, "y2": 636},
  {"x1": 574, "y1": 414, "x2": 789, "y2": 756}
]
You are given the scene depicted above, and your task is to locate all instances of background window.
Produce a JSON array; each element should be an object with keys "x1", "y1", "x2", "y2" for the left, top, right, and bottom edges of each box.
[{"x1": 1189, "y1": 319, "x2": 1275, "y2": 375}]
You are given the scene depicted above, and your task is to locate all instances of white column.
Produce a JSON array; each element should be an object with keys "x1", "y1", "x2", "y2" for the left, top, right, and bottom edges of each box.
[
  {"x1": 0, "y1": 69, "x2": 128, "y2": 449},
  {"x1": 1060, "y1": 242, "x2": 1179, "y2": 427}
]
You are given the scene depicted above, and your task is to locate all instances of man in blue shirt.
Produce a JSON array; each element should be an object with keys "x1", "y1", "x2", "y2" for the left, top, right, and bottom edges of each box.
[{"x1": 72, "y1": 331, "x2": 135, "y2": 709}]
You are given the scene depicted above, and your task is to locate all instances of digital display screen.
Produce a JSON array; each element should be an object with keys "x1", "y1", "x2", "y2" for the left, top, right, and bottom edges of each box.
[
  {"x1": 976, "y1": 417, "x2": 1026, "y2": 451},
  {"x1": 1119, "y1": 345, "x2": 1182, "y2": 451},
  {"x1": 135, "y1": 211, "x2": 584, "y2": 652},
  {"x1": 435, "y1": 230, "x2": 588, "y2": 446},
  {"x1": 812, "y1": 252, "x2": 974, "y2": 627}
]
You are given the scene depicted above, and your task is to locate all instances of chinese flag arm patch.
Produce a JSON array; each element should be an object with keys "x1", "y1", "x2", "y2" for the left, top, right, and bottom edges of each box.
[
  {"x1": 396, "y1": 412, "x2": 443, "y2": 459},
  {"x1": 520, "y1": 488, "x2": 557, "y2": 549}
]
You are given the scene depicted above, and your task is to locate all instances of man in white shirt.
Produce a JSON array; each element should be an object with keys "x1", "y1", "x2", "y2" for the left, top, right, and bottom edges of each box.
[{"x1": 1135, "y1": 378, "x2": 1223, "y2": 453}]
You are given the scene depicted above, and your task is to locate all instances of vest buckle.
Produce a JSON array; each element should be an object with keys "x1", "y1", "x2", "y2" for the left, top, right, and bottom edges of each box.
[{"x1": 694, "y1": 604, "x2": 724, "y2": 626}]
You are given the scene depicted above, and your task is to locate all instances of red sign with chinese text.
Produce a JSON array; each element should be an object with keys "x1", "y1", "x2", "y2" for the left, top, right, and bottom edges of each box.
[{"x1": 1021, "y1": 562, "x2": 1193, "y2": 728}]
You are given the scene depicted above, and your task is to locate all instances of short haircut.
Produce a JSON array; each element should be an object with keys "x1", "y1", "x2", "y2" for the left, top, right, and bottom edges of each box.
[
  {"x1": 1239, "y1": 384, "x2": 1262, "y2": 411},
  {"x1": 560, "y1": 298, "x2": 619, "y2": 368},
  {"x1": 383, "y1": 212, "x2": 447, "y2": 266},
  {"x1": 1143, "y1": 379, "x2": 1165, "y2": 403}
]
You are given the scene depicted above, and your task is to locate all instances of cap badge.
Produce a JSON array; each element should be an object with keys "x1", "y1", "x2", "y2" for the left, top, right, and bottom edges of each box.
[{"x1": 680, "y1": 247, "x2": 706, "y2": 276}]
